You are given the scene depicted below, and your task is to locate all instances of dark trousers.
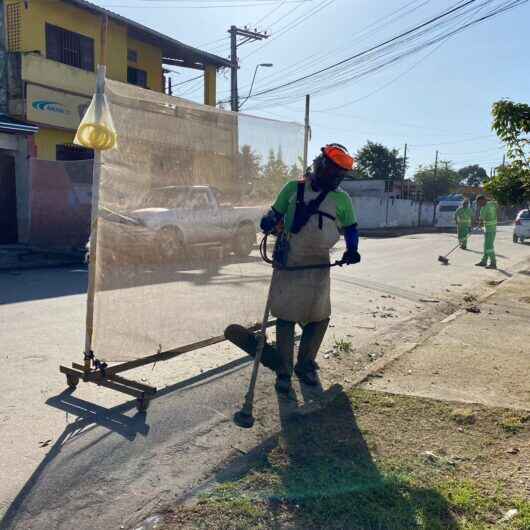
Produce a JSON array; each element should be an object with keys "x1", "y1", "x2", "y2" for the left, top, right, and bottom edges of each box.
[{"x1": 276, "y1": 318, "x2": 330, "y2": 378}]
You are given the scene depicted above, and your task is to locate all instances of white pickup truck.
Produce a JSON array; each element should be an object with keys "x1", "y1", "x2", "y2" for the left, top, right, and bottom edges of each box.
[{"x1": 91, "y1": 185, "x2": 261, "y2": 262}]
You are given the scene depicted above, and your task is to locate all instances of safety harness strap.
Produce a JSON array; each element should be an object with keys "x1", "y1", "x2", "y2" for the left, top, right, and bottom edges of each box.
[{"x1": 291, "y1": 181, "x2": 332, "y2": 234}]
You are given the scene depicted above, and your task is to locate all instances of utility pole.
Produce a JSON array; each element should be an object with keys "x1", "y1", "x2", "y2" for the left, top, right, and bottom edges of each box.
[
  {"x1": 229, "y1": 25, "x2": 269, "y2": 112},
  {"x1": 432, "y1": 150, "x2": 439, "y2": 226},
  {"x1": 502, "y1": 154, "x2": 506, "y2": 168},
  {"x1": 303, "y1": 94, "x2": 310, "y2": 171},
  {"x1": 402, "y1": 143, "x2": 407, "y2": 198},
  {"x1": 402, "y1": 143, "x2": 407, "y2": 180},
  {"x1": 433, "y1": 150, "x2": 439, "y2": 200}
]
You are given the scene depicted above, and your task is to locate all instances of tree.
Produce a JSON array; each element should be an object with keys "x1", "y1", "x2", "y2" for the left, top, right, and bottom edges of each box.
[
  {"x1": 237, "y1": 144, "x2": 262, "y2": 199},
  {"x1": 251, "y1": 148, "x2": 290, "y2": 199},
  {"x1": 238, "y1": 145, "x2": 262, "y2": 180},
  {"x1": 484, "y1": 165, "x2": 530, "y2": 206},
  {"x1": 490, "y1": 100, "x2": 530, "y2": 202},
  {"x1": 457, "y1": 165, "x2": 488, "y2": 187},
  {"x1": 355, "y1": 141, "x2": 406, "y2": 180},
  {"x1": 414, "y1": 161, "x2": 459, "y2": 202}
]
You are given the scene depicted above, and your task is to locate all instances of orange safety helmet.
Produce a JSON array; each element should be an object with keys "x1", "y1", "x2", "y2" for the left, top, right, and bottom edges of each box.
[
  {"x1": 322, "y1": 143, "x2": 357, "y2": 171},
  {"x1": 311, "y1": 143, "x2": 356, "y2": 191}
]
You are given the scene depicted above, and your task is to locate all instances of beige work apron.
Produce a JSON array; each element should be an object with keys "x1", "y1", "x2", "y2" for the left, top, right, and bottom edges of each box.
[{"x1": 270, "y1": 186, "x2": 340, "y2": 323}]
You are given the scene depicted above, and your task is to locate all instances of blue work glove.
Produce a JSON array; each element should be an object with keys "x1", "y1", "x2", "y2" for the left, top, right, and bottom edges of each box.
[
  {"x1": 260, "y1": 209, "x2": 282, "y2": 234},
  {"x1": 342, "y1": 249, "x2": 361, "y2": 264},
  {"x1": 342, "y1": 224, "x2": 360, "y2": 264}
]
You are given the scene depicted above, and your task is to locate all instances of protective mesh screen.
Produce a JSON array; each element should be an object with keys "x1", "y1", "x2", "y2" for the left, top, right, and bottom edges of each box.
[
  {"x1": 91, "y1": 80, "x2": 303, "y2": 361},
  {"x1": 29, "y1": 159, "x2": 92, "y2": 248}
]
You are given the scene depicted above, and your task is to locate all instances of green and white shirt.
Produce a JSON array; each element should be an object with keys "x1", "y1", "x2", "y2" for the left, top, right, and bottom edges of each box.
[
  {"x1": 272, "y1": 180, "x2": 357, "y2": 233},
  {"x1": 479, "y1": 201, "x2": 497, "y2": 230}
]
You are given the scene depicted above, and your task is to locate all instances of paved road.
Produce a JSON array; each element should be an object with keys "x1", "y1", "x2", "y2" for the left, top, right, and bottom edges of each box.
[{"x1": 1, "y1": 228, "x2": 528, "y2": 529}]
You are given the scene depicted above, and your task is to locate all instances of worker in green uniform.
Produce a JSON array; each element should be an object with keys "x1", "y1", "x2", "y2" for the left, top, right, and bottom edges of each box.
[
  {"x1": 454, "y1": 200, "x2": 473, "y2": 249},
  {"x1": 475, "y1": 195, "x2": 497, "y2": 269},
  {"x1": 260, "y1": 144, "x2": 360, "y2": 394}
]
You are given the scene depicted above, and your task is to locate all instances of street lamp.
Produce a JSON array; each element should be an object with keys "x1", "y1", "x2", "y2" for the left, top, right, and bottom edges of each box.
[{"x1": 239, "y1": 63, "x2": 273, "y2": 109}]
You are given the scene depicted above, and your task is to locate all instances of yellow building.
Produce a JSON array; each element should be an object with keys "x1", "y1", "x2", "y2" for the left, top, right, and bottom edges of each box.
[{"x1": 3, "y1": 0, "x2": 230, "y2": 160}]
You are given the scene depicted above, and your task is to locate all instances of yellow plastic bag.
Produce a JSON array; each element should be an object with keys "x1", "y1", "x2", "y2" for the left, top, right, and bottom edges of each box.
[{"x1": 74, "y1": 93, "x2": 117, "y2": 151}]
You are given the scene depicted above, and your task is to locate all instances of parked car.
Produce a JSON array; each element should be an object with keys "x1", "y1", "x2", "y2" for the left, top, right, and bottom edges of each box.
[
  {"x1": 86, "y1": 185, "x2": 258, "y2": 263},
  {"x1": 435, "y1": 198, "x2": 464, "y2": 228},
  {"x1": 513, "y1": 208, "x2": 530, "y2": 243}
]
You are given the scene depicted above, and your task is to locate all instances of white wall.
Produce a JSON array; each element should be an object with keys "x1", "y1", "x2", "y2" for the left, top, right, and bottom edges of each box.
[{"x1": 351, "y1": 196, "x2": 435, "y2": 229}]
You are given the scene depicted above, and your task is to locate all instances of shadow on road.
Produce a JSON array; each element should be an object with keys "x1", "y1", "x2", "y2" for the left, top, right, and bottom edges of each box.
[
  {"x1": 0, "y1": 356, "x2": 252, "y2": 530},
  {"x1": 94, "y1": 254, "x2": 269, "y2": 292},
  {"x1": 0, "y1": 267, "x2": 88, "y2": 305},
  {"x1": 0, "y1": 253, "x2": 270, "y2": 306}
]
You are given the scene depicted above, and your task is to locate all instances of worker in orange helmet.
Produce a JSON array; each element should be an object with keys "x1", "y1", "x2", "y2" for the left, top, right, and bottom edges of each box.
[{"x1": 259, "y1": 144, "x2": 360, "y2": 394}]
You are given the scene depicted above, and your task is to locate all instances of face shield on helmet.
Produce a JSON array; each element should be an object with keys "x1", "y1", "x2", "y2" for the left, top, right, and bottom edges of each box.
[{"x1": 311, "y1": 143, "x2": 356, "y2": 192}]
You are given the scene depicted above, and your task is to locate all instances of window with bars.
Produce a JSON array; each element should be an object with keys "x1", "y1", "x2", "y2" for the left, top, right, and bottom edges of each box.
[
  {"x1": 46, "y1": 23, "x2": 94, "y2": 72},
  {"x1": 127, "y1": 67, "x2": 148, "y2": 88},
  {"x1": 127, "y1": 49, "x2": 138, "y2": 63},
  {"x1": 6, "y1": 2, "x2": 22, "y2": 52},
  {"x1": 56, "y1": 143, "x2": 94, "y2": 161}
]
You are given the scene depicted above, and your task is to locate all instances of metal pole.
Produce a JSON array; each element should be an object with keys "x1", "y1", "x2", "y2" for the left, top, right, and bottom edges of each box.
[
  {"x1": 402, "y1": 143, "x2": 407, "y2": 180},
  {"x1": 84, "y1": 16, "x2": 109, "y2": 369},
  {"x1": 303, "y1": 94, "x2": 310, "y2": 171},
  {"x1": 84, "y1": 65, "x2": 106, "y2": 370},
  {"x1": 230, "y1": 26, "x2": 238, "y2": 112},
  {"x1": 432, "y1": 150, "x2": 438, "y2": 226},
  {"x1": 234, "y1": 283, "x2": 273, "y2": 427},
  {"x1": 433, "y1": 150, "x2": 439, "y2": 199}
]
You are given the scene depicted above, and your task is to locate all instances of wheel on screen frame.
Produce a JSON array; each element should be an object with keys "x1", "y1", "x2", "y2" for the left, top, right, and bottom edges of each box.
[
  {"x1": 137, "y1": 397, "x2": 150, "y2": 413},
  {"x1": 66, "y1": 374, "x2": 79, "y2": 390}
]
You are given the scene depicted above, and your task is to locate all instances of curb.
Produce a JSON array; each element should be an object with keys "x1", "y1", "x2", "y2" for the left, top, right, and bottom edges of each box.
[{"x1": 350, "y1": 257, "x2": 530, "y2": 388}]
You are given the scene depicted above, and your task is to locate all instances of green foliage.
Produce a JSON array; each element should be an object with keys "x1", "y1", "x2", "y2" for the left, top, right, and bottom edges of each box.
[
  {"x1": 238, "y1": 145, "x2": 299, "y2": 201},
  {"x1": 457, "y1": 165, "x2": 488, "y2": 187},
  {"x1": 355, "y1": 141, "x2": 406, "y2": 181},
  {"x1": 484, "y1": 165, "x2": 530, "y2": 206},
  {"x1": 237, "y1": 145, "x2": 262, "y2": 182},
  {"x1": 333, "y1": 337, "x2": 353, "y2": 355},
  {"x1": 414, "y1": 161, "x2": 460, "y2": 202},
  {"x1": 492, "y1": 100, "x2": 530, "y2": 169},
  {"x1": 489, "y1": 100, "x2": 530, "y2": 204}
]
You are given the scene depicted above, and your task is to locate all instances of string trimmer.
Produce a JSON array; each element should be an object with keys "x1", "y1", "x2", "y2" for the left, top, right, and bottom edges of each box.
[{"x1": 231, "y1": 234, "x2": 346, "y2": 429}]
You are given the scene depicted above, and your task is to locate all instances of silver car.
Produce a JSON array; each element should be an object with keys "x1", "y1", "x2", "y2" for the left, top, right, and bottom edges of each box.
[{"x1": 513, "y1": 209, "x2": 530, "y2": 243}]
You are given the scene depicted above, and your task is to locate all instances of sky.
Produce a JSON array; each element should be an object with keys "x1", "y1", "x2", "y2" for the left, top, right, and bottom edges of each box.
[{"x1": 93, "y1": 0, "x2": 530, "y2": 177}]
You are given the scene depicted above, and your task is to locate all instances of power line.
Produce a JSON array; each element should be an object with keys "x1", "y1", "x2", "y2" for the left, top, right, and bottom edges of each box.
[
  {"x1": 236, "y1": 0, "x2": 527, "y2": 104},
  {"x1": 240, "y1": 0, "x2": 429, "y2": 89},
  {"x1": 103, "y1": 1, "x2": 305, "y2": 7},
  {"x1": 253, "y1": 0, "x2": 287, "y2": 26}
]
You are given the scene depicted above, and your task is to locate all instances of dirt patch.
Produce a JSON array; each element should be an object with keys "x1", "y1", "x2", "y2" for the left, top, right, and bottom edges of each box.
[{"x1": 159, "y1": 389, "x2": 530, "y2": 530}]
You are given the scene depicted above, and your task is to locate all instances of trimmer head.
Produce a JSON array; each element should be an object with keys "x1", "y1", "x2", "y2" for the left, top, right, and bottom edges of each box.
[
  {"x1": 438, "y1": 255, "x2": 450, "y2": 265},
  {"x1": 233, "y1": 410, "x2": 255, "y2": 429}
]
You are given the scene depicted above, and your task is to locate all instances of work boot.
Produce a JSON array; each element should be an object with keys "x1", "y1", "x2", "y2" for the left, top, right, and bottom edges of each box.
[
  {"x1": 275, "y1": 375, "x2": 292, "y2": 395},
  {"x1": 487, "y1": 261, "x2": 497, "y2": 270},
  {"x1": 475, "y1": 260, "x2": 487, "y2": 267},
  {"x1": 296, "y1": 369, "x2": 319, "y2": 387}
]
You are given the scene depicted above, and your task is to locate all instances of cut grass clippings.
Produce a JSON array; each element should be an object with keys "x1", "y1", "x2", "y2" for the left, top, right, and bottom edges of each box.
[{"x1": 162, "y1": 389, "x2": 530, "y2": 530}]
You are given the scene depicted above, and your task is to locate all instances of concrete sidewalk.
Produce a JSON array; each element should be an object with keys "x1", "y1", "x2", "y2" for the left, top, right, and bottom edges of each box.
[{"x1": 362, "y1": 263, "x2": 530, "y2": 411}]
